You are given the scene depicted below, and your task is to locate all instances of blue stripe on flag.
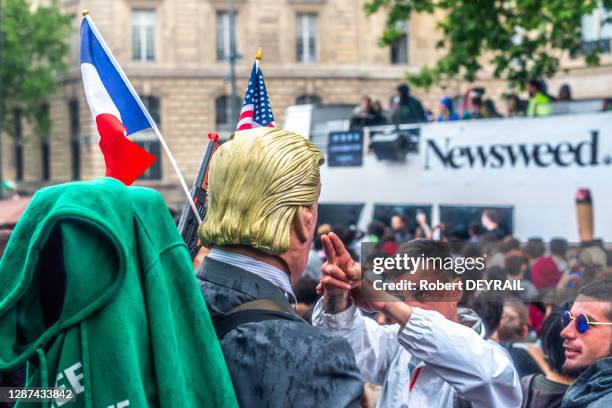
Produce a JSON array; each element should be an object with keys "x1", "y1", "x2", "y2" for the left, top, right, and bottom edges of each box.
[{"x1": 80, "y1": 19, "x2": 151, "y2": 136}]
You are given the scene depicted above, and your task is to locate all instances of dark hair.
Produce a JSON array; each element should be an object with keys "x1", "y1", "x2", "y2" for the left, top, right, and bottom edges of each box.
[
  {"x1": 500, "y1": 237, "x2": 520, "y2": 253},
  {"x1": 333, "y1": 225, "x2": 357, "y2": 247},
  {"x1": 550, "y1": 238, "x2": 568, "y2": 257},
  {"x1": 479, "y1": 235, "x2": 500, "y2": 255},
  {"x1": 293, "y1": 276, "x2": 319, "y2": 305},
  {"x1": 389, "y1": 213, "x2": 406, "y2": 224},
  {"x1": 397, "y1": 84, "x2": 410, "y2": 95},
  {"x1": 387, "y1": 239, "x2": 453, "y2": 280},
  {"x1": 447, "y1": 236, "x2": 464, "y2": 256},
  {"x1": 483, "y1": 209, "x2": 500, "y2": 224},
  {"x1": 505, "y1": 255, "x2": 525, "y2": 277},
  {"x1": 528, "y1": 79, "x2": 545, "y2": 92},
  {"x1": 497, "y1": 296, "x2": 530, "y2": 343},
  {"x1": 470, "y1": 292, "x2": 504, "y2": 338},
  {"x1": 367, "y1": 221, "x2": 386, "y2": 239},
  {"x1": 578, "y1": 279, "x2": 612, "y2": 321},
  {"x1": 523, "y1": 238, "x2": 545, "y2": 259},
  {"x1": 540, "y1": 308, "x2": 567, "y2": 374},
  {"x1": 468, "y1": 221, "x2": 485, "y2": 236},
  {"x1": 484, "y1": 99, "x2": 499, "y2": 114},
  {"x1": 461, "y1": 242, "x2": 481, "y2": 259},
  {"x1": 379, "y1": 230, "x2": 396, "y2": 245},
  {"x1": 487, "y1": 266, "x2": 506, "y2": 282},
  {"x1": 396, "y1": 84, "x2": 410, "y2": 105}
]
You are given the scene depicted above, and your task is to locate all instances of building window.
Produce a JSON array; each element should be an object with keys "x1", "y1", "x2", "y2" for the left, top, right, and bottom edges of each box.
[
  {"x1": 580, "y1": 5, "x2": 611, "y2": 54},
  {"x1": 41, "y1": 141, "x2": 50, "y2": 181},
  {"x1": 216, "y1": 11, "x2": 238, "y2": 61},
  {"x1": 215, "y1": 95, "x2": 241, "y2": 129},
  {"x1": 391, "y1": 21, "x2": 410, "y2": 64},
  {"x1": 142, "y1": 95, "x2": 161, "y2": 125},
  {"x1": 14, "y1": 109, "x2": 23, "y2": 181},
  {"x1": 69, "y1": 99, "x2": 80, "y2": 180},
  {"x1": 134, "y1": 96, "x2": 162, "y2": 180},
  {"x1": 132, "y1": 10, "x2": 156, "y2": 61},
  {"x1": 296, "y1": 94, "x2": 321, "y2": 105},
  {"x1": 70, "y1": 14, "x2": 80, "y2": 63},
  {"x1": 40, "y1": 103, "x2": 50, "y2": 181},
  {"x1": 296, "y1": 13, "x2": 318, "y2": 63},
  {"x1": 134, "y1": 140, "x2": 162, "y2": 180}
]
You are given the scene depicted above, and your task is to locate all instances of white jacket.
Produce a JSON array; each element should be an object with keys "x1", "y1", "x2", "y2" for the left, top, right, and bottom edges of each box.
[{"x1": 312, "y1": 301, "x2": 522, "y2": 408}]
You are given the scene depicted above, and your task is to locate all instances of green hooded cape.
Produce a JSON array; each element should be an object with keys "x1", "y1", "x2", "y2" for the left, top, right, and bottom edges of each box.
[{"x1": 0, "y1": 178, "x2": 237, "y2": 408}]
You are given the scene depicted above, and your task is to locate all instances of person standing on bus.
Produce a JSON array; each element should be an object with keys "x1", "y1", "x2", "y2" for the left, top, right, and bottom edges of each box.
[{"x1": 526, "y1": 79, "x2": 552, "y2": 117}]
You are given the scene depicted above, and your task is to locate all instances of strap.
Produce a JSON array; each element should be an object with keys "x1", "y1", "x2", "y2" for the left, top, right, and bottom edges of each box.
[
  {"x1": 213, "y1": 298, "x2": 301, "y2": 339},
  {"x1": 226, "y1": 298, "x2": 292, "y2": 314},
  {"x1": 199, "y1": 259, "x2": 293, "y2": 310}
]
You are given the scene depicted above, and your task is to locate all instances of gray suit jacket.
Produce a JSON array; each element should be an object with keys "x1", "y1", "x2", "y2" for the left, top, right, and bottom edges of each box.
[{"x1": 196, "y1": 257, "x2": 363, "y2": 408}]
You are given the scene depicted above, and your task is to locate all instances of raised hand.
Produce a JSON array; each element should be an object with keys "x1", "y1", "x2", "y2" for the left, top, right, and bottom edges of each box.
[
  {"x1": 320, "y1": 232, "x2": 359, "y2": 287},
  {"x1": 318, "y1": 233, "x2": 360, "y2": 313}
]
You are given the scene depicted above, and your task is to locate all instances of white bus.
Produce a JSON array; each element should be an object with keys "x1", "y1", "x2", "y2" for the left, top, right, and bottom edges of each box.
[{"x1": 285, "y1": 105, "x2": 612, "y2": 242}]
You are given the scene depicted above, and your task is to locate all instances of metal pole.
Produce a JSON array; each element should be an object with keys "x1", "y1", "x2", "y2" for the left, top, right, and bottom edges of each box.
[
  {"x1": 228, "y1": 0, "x2": 238, "y2": 126},
  {"x1": 0, "y1": 0, "x2": 5, "y2": 200}
]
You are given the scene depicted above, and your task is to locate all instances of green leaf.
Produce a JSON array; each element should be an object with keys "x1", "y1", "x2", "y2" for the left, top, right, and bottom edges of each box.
[
  {"x1": 1, "y1": 0, "x2": 70, "y2": 138},
  {"x1": 364, "y1": 0, "x2": 609, "y2": 90}
]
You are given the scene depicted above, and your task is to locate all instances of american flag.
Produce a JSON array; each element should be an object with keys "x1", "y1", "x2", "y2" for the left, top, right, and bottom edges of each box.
[{"x1": 237, "y1": 55, "x2": 276, "y2": 130}]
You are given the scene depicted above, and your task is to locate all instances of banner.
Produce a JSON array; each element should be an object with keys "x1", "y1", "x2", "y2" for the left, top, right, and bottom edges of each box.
[
  {"x1": 328, "y1": 131, "x2": 364, "y2": 167},
  {"x1": 420, "y1": 112, "x2": 612, "y2": 185}
]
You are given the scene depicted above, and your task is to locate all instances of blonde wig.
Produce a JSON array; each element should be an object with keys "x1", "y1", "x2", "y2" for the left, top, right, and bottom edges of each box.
[{"x1": 198, "y1": 127, "x2": 325, "y2": 254}]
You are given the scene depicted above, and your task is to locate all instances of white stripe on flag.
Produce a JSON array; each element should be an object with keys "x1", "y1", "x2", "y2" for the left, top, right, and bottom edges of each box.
[
  {"x1": 237, "y1": 117, "x2": 253, "y2": 129},
  {"x1": 81, "y1": 63, "x2": 122, "y2": 140},
  {"x1": 239, "y1": 104, "x2": 254, "y2": 118}
]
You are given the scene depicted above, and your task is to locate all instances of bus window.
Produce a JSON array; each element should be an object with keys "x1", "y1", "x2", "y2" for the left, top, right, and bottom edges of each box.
[
  {"x1": 317, "y1": 203, "x2": 364, "y2": 228},
  {"x1": 373, "y1": 204, "x2": 433, "y2": 229},
  {"x1": 439, "y1": 205, "x2": 513, "y2": 240}
]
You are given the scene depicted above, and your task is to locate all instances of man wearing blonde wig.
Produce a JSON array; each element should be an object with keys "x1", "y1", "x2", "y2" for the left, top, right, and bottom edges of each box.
[{"x1": 196, "y1": 127, "x2": 363, "y2": 407}]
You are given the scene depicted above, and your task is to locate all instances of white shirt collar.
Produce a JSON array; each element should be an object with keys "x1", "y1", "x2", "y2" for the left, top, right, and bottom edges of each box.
[{"x1": 208, "y1": 248, "x2": 297, "y2": 304}]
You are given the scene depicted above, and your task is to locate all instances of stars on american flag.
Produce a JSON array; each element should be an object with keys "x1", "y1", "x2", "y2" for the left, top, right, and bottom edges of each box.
[{"x1": 237, "y1": 57, "x2": 276, "y2": 131}]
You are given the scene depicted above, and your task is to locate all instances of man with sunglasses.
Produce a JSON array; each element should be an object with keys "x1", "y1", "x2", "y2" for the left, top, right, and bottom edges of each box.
[{"x1": 561, "y1": 279, "x2": 612, "y2": 408}]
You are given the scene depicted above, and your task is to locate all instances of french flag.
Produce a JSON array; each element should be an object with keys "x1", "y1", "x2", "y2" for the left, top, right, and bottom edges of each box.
[{"x1": 80, "y1": 15, "x2": 157, "y2": 185}]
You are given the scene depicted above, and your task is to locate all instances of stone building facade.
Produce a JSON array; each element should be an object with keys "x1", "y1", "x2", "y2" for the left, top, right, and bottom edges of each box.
[{"x1": 3, "y1": 0, "x2": 612, "y2": 207}]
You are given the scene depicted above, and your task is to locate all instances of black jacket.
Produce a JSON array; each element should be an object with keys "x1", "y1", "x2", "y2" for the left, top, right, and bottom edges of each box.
[{"x1": 196, "y1": 258, "x2": 363, "y2": 408}]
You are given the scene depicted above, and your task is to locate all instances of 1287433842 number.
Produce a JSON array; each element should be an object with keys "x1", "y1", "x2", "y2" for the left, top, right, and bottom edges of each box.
[{"x1": 0, "y1": 387, "x2": 76, "y2": 403}]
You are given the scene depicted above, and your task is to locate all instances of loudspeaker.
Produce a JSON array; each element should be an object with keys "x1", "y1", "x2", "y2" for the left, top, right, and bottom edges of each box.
[{"x1": 369, "y1": 130, "x2": 419, "y2": 162}]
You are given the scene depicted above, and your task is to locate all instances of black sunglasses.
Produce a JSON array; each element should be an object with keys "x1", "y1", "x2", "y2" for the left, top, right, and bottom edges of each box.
[{"x1": 562, "y1": 310, "x2": 612, "y2": 334}]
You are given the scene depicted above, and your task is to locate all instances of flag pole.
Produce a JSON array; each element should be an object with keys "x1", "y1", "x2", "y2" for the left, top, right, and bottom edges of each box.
[
  {"x1": 81, "y1": 10, "x2": 201, "y2": 223},
  {"x1": 255, "y1": 47, "x2": 262, "y2": 71},
  {"x1": 152, "y1": 126, "x2": 202, "y2": 223}
]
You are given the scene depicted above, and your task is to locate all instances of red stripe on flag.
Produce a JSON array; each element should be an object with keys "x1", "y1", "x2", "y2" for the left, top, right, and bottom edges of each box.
[
  {"x1": 96, "y1": 113, "x2": 157, "y2": 185},
  {"x1": 239, "y1": 109, "x2": 254, "y2": 120}
]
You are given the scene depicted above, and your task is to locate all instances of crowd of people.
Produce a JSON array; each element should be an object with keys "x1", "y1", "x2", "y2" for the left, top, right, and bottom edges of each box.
[
  {"x1": 293, "y1": 208, "x2": 612, "y2": 407},
  {"x1": 350, "y1": 79, "x2": 575, "y2": 128}
]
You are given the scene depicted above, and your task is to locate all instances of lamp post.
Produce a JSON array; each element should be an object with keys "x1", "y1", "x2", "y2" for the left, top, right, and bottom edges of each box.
[{"x1": 228, "y1": 0, "x2": 238, "y2": 126}]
